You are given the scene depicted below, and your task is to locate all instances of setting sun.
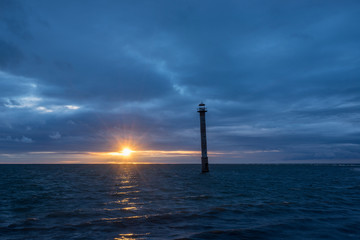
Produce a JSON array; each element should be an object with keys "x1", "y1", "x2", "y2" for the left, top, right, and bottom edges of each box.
[{"x1": 121, "y1": 148, "x2": 133, "y2": 156}]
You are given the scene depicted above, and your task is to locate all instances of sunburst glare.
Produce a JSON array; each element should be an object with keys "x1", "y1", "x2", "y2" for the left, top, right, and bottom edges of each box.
[{"x1": 121, "y1": 148, "x2": 133, "y2": 156}]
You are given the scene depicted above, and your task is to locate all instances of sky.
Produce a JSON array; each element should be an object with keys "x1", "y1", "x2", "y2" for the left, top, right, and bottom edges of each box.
[{"x1": 0, "y1": 0, "x2": 360, "y2": 164}]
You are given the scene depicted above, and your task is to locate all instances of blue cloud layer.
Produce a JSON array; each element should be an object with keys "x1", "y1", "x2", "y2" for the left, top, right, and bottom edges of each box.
[{"x1": 1, "y1": 0, "x2": 360, "y2": 162}]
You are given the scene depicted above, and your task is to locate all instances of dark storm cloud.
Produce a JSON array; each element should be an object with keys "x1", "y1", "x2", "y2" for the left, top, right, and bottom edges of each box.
[{"x1": 1, "y1": 0, "x2": 360, "y2": 162}]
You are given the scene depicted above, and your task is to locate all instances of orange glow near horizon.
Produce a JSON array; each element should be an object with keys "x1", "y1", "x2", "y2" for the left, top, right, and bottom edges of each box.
[
  {"x1": 89, "y1": 149, "x2": 226, "y2": 159},
  {"x1": 85, "y1": 134, "x2": 227, "y2": 163}
]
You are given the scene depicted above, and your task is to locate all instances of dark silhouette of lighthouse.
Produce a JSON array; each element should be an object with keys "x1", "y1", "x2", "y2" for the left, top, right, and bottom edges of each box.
[{"x1": 198, "y1": 102, "x2": 209, "y2": 172}]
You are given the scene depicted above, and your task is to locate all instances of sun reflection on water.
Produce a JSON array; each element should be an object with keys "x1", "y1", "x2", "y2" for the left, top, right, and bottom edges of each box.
[
  {"x1": 104, "y1": 165, "x2": 152, "y2": 239},
  {"x1": 114, "y1": 232, "x2": 150, "y2": 240}
]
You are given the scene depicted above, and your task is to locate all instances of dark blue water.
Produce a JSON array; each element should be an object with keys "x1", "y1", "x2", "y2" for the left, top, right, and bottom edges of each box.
[{"x1": 1, "y1": 164, "x2": 359, "y2": 239}]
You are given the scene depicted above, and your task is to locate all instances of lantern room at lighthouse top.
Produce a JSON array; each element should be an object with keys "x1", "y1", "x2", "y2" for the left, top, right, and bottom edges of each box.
[{"x1": 197, "y1": 102, "x2": 207, "y2": 112}]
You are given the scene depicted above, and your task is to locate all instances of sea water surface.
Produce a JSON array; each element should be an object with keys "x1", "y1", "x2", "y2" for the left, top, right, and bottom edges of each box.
[{"x1": 1, "y1": 164, "x2": 360, "y2": 239}]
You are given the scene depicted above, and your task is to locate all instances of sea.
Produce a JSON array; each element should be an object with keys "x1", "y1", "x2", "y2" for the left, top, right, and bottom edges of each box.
[{"x1": 0, "y1": 164, "x2": 359, "y2": 240}]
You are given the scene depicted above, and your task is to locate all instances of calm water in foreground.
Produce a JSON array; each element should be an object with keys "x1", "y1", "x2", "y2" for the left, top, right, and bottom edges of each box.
[{"x1": 0, "y1": 164, "x2": 359, "y2": 240}]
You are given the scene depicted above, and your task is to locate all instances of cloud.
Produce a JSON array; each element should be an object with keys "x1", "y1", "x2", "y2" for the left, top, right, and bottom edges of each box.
[
  {"x1": 0, "y1": 70, "x2": 37, "y2": 98},
  {"x1": 20, "y1": 136, "x2": 33, "y2": 143},
  {"x1": 49, "y1": 132, "x2": 61, "y2": 140},
  {"x1": 0, "y1": 136, "x2": 33, "y2": 143}
]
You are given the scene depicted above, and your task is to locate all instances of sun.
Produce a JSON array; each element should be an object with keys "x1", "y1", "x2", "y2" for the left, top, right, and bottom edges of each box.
[{"x1": 121, "y1": 148, "x2": 133, "y2": 156}]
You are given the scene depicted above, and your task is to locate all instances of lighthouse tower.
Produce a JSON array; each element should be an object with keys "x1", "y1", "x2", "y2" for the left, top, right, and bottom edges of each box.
[{"x1": 198, "y1": 102, "x2": 209, "y2": 173}]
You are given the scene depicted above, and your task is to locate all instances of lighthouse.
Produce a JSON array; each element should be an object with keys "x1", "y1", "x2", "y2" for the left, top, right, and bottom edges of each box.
[{"x1": 198, "y1": 102, "x2": 209, "y2": 172}]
